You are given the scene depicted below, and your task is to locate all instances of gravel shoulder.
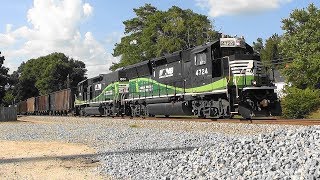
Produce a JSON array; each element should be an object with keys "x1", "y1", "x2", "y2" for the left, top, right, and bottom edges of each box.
[{"x1": 0, "y1": 116, "x2": 319, "y2": 179}]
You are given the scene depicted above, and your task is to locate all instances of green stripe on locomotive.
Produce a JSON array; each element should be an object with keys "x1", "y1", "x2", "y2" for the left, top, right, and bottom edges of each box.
[
  {"x1": 128, "y1": 75, "x2": 258, "y2": 97},
  {"x1": 228, "y1": 75, "x2": 256, "y2": 87},
  {"x1": 75, "y1": 81, "x2": 129, "y2": 105},
  {"x1": 128, "y1": 77, "x2": 228, "y2": 97},
  {"x1": 75, "y1": 74, "x2": 258, "y2": 105}
]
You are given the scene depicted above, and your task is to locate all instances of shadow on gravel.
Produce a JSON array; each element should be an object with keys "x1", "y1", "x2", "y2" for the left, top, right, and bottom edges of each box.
[{"x1": 0, "y1": 146, "x2": 197, "y2": 164}]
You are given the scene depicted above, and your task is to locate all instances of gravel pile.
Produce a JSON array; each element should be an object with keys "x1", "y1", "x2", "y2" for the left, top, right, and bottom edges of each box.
[
  {"x1": 0, "y1": 116, "x2": 319, "y2": 179},
  {"x1": 167, "y1": 126, "x2": 320, "y2": 179}
]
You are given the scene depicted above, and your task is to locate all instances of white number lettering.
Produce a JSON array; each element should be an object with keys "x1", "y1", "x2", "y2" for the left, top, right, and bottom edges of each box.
[{"x1": 196, "y1": 68, "x2": 209, "y2": 76}]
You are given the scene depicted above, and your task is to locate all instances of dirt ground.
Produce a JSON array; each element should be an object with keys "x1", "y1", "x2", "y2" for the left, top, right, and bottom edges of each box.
[{"x1": 0, "y1": 140, "x2": 106, "y2": 179}]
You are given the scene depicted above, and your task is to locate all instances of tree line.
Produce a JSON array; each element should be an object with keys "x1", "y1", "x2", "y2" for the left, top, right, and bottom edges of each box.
[
  {"x1": 1, "y1": 53, "x2": 86, "y2": 106},
  {"x1": 252, "y1": 3, "x2": 320, "y2": 118}
]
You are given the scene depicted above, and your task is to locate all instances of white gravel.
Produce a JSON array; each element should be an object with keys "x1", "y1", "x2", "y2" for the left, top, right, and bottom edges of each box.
[{"x1": 0, "y1": 116, "x2": 319, "y2": 179}]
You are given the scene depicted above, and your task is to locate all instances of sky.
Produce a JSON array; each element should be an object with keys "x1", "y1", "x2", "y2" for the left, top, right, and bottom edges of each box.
[{"x1": 0, "y1": 0, "x2": 319, "y2": 77}]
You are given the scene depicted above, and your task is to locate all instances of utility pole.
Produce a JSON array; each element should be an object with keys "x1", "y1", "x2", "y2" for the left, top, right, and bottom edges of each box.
[{"x1": 67, "y1": 74, "x2": 70, "y2": 89}]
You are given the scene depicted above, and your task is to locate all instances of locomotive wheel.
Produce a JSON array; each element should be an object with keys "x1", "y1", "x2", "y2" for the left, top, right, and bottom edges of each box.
[
  {"x1": 198, "y1": 114, "x2": 206, "y2": 118},
  {"x1": 238, "y1": 105, "x2": 253, "y2": 119},
  {"x1": 80, "y1": 109, "x2": 86, "y2": 117},
  {"x1": 270, "y1": 101, "x2": 282, "y2": 116}
]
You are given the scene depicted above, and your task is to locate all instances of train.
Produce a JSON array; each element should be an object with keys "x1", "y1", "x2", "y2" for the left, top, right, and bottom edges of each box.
[
  {"x1": 17, "y1": 36, "x2": 282, "y2": 119},
  {"x1": 17, "y1": 89, "x2": 73, "y2": 116}
]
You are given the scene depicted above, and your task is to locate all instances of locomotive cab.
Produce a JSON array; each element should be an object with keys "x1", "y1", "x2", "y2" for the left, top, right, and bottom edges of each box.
[
  {"x1": 187, "y1": 37, "x2": 281, "y2": 119},
  {"x1": 74, "y1": 70, "x2": 129, "y2": 116},
  {"x1": 76, "y1": 79, "x2": 88, "y2": 102}
]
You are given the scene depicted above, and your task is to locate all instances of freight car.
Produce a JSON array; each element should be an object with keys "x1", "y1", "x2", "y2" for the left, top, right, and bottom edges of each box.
[
  {"x1": 49, "y1": 89, "x2": 74, "y2": 115},
  {"x1": 74, "y1": 36, "x2": 282, "y2": 119},
  {"x1": 35, "y1": 95, "x2": 49, "y2": 115},
  {"x1": 26, "y1": 97, "x2": 35, "y2": 115},
  {"x1": 17, "y1": 89, "x2": 74, "y2": 116},
  {"x1": 17, "y1": 100, "x2": 27, "y2": 115}
]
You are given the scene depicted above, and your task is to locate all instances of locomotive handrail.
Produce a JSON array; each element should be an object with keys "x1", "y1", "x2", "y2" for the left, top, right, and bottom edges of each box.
[{"x1": 234, "y1": 68, "x2": 247, "y2": 98}]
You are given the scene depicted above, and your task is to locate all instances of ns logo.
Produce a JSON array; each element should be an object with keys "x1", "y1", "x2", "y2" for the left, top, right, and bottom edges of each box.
[{"x1": 159, "y1": 67, "x2": 174, "y2": 79}]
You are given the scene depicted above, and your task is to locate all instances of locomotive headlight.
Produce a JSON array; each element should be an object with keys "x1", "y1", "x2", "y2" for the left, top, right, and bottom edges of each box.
[{"x1": 251, "y1": 80, "x2": 257, "y2": 86}]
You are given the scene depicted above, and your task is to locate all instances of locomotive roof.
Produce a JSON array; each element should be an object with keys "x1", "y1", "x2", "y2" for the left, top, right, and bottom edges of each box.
[
  {"x1": 191, "y1": 40, "x2": 218, "y2": 53},
  {"x1": 124, "y1": 60, "x2": 150, "y2": 70},
  {"x1": 78, "y1": 78, "x2": 88, "y2": 85},
  {"x1": 119, "y1": 39, "x2": 254, "y2": 71}
]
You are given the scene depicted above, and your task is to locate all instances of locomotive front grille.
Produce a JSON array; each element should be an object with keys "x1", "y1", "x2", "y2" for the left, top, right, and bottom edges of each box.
[{"x1": 229, "y1": 60, "x2": 262, "y2": 76}]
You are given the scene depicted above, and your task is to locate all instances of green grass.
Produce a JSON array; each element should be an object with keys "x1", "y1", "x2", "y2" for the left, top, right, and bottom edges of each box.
[
  {"x1": 129, "y1": 124, "x2": 139, "y2": 128},
  {"x1": 307, "y1": 108, "x2": 320, "y2": 119}
]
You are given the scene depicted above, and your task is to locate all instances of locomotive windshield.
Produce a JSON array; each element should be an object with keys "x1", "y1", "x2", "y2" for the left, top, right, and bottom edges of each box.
[{"x1": 221, "y1": 48, "x2": 246, "y2": 57}]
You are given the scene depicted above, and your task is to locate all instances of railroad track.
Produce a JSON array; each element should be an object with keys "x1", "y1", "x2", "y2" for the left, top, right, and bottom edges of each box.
[
  {"x1": 119, "y1": 116, "x2": 320, "y2": 126},
  {"x1": 17, "y1": 115, "x2": 320, "y2": 125}
]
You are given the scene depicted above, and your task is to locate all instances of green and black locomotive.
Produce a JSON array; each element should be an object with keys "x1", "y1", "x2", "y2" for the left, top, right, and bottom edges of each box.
[{"x1": 75, "y1": 37, "x2": 281, "y2": 119}]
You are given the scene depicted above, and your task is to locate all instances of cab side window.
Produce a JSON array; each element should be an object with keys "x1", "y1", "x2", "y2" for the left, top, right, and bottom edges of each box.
[{"x1": 194, "y1": 52, "x2": 207, "y2": 66}]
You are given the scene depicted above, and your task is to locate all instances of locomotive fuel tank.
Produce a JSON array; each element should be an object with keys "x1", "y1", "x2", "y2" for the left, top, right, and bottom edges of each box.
[
  {"x1": 147, "y1": 101, "x2": 193, "y2": 116},
  {"x1": 83, "y1": 106, "x2": 104, "y2": 116}
]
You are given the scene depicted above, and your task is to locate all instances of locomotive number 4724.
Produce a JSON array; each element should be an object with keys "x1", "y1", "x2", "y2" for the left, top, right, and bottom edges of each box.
[{"x1": 196, "y1": 68, "x2": 208, "y2": 76}]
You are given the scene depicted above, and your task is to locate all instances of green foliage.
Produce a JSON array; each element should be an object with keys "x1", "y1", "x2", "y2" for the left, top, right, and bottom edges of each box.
[
  {"x1": 281, "y1": 87, "x2": 320, "y2": 118},
  {"x1": 111, "y1": 4, "x2": 218, "y2": 70},
  {"x1": 280, "y1": 3, "x2": 320, "y2": 89},
  {"x1": 252, "y1": 38, "x2": 263, "y2": 53},
  {"x1": 282, "y1": 54, "x2": 320, "y2": 89},
  {"x1": 13, "y1": 52, "x2": 87, "y2": 101},
  {"x1": 308, "y1": 108, "x2": 320, "y2": 119},
  {"x1": 2, "y1": 90, "x2": 14, "y2": 106},
  {"x1": 129, "y1": 124, "x2": 139, "y2": 128},
  {"x1": 260, "y1": 34, "x2": 282, "y2": 68},
  {"x1": 279, "y1": 3, "x2": 320, "y2": 118},
  {"x1": 252, "y1": 35, "x2": 282, "y2": 68},
  {"x1": 0, "y1": 52, "x2": 9, "y2": 105}
]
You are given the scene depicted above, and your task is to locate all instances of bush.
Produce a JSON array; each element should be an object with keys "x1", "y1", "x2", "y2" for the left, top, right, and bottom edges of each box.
[{"x1": 281, "y1": 87, "x2": 320, "y2": 119}]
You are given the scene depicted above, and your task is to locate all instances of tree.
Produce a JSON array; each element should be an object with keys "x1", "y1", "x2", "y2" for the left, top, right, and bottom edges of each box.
[
  {"x1": 111, "y1": 4, "x2": 219, "y2": 70},
  {"x1": 260, "y1": 34, "x2": 282, "y2": 67},
  {"x1": 252, "y1": 35, "x2": 282, "y2": 68},
  {"x1": 252, "y1": 38, "x2": 264, "y2": 54},
  {"x1": 13, "y1": 53, "x2": 87, "y2": 101},
  {"x1": 280, "y1": 3, "x2": 320, "y2": 89},
  {"x1": 0, "y1": 52, "x2": 9, "y2": 105},
  {"x1": 281, "y1": 87, "x2": 320, "y2": 118},
  {"x1": 279, "y1": 3, "x2": 320, "y2": 118},
  {"x1": 2, "y1": 90, "x2": 14, "y2": 106}
]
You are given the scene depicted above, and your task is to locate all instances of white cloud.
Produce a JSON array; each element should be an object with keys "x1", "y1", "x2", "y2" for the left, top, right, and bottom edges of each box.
[
  {"x1": 6, "y1": 24, "x2": 13, "y2": 33},
  {"x1": 0, "y1": 33, "x2": 15, "y2": 47},
  {"x1": 105, "y1": 32, "x2": 123, "y2": 45},
  {"x1": 1, "y1": 0, "x2": 119, "y2": 77},
  {"x1": 196, "y1": 0, "x2": 292, "y2": 17},
  {"x1": 83, "y1": 3, "x2": 93, "y2": 16}
]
